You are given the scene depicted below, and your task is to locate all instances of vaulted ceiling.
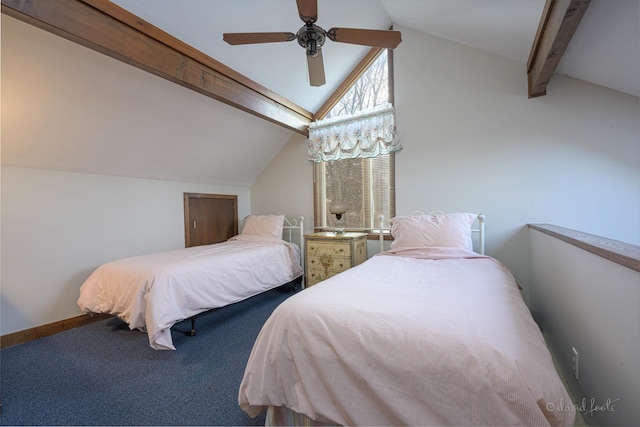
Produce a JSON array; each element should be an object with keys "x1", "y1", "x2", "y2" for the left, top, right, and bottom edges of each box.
[
  {"x1": 108, "y1": 0, "x2": 638, "y2": 110},
  {"x1": 2, "y1": 0, "x2": 638, "y2": 186}
]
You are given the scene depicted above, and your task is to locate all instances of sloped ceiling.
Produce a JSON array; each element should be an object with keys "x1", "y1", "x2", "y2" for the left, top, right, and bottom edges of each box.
[
  {"x1": 110, "y1": 0, "x2": 639, "y2": 109},
  {"x1": 554, "y1": 0, "x2": 639, "y2": 97},
  {"x1": 383, "y1": 0, "x2": 638, "y2": 98},
  {"x1": 1, "y1": 13, "x2": 295, "y2": 187},
  {"x1": 2, "y1": 0, "x2": 638, "y2": 186},
  {"x1": 109, "y1": 0, "x2": 393, "y2": 114}
]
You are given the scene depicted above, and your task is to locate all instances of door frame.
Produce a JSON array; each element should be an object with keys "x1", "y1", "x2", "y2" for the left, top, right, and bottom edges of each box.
[{"x1": 183, "y1": 193, "x2": 238, "y2": 247}]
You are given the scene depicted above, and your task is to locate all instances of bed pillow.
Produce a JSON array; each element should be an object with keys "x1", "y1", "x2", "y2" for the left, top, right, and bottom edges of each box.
[
  {"x1": 241, "y1": 214, "x2": 285, "y2": 238},
  {"x1": 390, "y1": 213, "x2": 478, "y2": 251}
]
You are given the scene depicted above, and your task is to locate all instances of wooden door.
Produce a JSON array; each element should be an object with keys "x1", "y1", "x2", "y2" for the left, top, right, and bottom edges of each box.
[{"x1": 184, "y1": 193, "x2": 238, "y2": 247}]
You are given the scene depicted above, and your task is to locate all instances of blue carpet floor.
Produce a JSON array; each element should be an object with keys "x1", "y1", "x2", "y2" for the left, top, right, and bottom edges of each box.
[{"x1": 0, "y1": 284, "x2": 298, "y2": 426}]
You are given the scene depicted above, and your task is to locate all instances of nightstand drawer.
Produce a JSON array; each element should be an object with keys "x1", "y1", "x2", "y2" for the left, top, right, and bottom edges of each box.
[
  {"x1": 307, "y1": 240, "x2": 350, "y2": 258},
  {"x1": 307, "y1": 265, "x2": 346, "y2": 284}
]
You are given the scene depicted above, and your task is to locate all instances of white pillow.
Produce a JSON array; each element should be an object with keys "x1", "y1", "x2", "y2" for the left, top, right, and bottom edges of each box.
[
  {"x1": 241, "y1": 214, "x2": 285, "y2": 238},
  {"x1": 390, "y1": 213, "x2": 478, "y2": 251}
]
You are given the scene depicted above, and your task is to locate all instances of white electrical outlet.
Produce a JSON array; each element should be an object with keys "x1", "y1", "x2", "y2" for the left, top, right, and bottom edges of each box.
[{"x1": 571, "y1": 347, "x2": 579, "y2": 380}]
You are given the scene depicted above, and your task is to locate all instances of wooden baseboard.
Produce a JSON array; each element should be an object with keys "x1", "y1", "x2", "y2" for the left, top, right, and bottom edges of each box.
[{"x1": 1, "y1": 313, "x2": 112, "y2": 350}]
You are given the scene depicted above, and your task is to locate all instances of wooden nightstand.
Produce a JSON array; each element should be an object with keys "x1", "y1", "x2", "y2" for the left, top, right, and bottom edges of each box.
[{"x1": 304, "y1": 232, "x2": 367, "y2": 287}]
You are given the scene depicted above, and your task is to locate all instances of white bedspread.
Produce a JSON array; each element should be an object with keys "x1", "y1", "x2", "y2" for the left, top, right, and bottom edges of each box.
[
  {"x1": 78, "y1": 235, "x2": 302, "y2": 350},
  {"x1": 238, "y1": 248, "x2": 575, "y2": 426}
]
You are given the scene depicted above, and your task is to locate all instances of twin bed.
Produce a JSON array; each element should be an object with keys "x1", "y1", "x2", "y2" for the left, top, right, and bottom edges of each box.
[
  {"x1": 77, "y1": 214, "x2": 303, "y2": 350},
  {"x1": 78, "y1": 210, "x2": 574, "y2": 425},
  {"x1": 238, "y1": 212, "x2": 576, "y2": 426}
]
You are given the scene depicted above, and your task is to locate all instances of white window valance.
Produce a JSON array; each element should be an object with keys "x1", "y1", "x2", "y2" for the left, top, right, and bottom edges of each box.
[{"x1": 308, "y1": 103, "x2": 402, "y2": 163}]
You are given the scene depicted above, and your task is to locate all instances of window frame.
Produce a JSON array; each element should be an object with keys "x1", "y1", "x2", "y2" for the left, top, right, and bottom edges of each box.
[
  {"x1": 313, "y1": 154, "x2": 395, "y2": 237},
  {"x1": 312, "y1": 47, "x2": 396, "y2": 238}
]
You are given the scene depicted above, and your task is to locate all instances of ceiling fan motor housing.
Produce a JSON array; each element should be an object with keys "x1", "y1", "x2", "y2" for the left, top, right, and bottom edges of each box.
[{"x1": 297, "y1": 24, "x2": 326, "y2": 57}]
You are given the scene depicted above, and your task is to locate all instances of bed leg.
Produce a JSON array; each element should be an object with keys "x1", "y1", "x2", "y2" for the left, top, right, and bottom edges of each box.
[{"x1": 186, "y1": 317, "x2": 196, "y2": 337}]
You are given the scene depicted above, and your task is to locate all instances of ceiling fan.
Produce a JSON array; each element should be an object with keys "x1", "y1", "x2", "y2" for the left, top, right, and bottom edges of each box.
[{"x1": 223, "y1": 0, "x2": 402, "y2": 87}]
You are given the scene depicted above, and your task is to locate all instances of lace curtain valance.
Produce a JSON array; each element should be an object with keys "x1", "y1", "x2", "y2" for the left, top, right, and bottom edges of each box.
[{"x1": 307, "y1": 103, "x2": 402, "y2": 162}]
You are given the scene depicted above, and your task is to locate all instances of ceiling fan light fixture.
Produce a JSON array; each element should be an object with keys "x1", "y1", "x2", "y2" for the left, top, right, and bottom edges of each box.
[{"x1": 307, "y1": 40, "x2": 318, "y2": 57}]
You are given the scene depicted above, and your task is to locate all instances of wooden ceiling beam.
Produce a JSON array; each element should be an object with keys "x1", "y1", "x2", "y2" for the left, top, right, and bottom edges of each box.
[
  {"x1": 527, "y1": 0, "x2": 591, "y2": 98},
  {"x1": 1, "y1": 0, "x2": 312, "y2": 135}
]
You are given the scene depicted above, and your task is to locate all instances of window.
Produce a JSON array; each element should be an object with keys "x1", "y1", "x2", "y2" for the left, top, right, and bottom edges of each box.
[
  {"x1": 314, "y1": 152, "x2": 395, "y2": 232},
  {"x1": 312, "y1": 50, "x2": 397, "y2": 233},
  {"x1": 325, "y1": 50, "x2": 390, "y2": 119}
]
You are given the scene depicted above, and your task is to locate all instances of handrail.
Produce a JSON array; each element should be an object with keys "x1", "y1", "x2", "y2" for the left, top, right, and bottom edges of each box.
[{"x1": 528, "y1": 224, "x2": 640, "y2": 273}]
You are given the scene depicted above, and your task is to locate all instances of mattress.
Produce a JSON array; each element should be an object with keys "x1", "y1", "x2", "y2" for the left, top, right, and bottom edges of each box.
[
  {"x1": 78, "y1": 234, "x2": 302, "y2": 350},
  {"x1": 238, "y1": 248, "x2": 575, "y2": 426}
]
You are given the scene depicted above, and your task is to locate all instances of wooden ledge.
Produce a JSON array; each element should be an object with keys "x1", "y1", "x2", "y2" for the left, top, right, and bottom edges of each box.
[{"x1": 528, "y1": 224, "x2": 640, "y2": 273}]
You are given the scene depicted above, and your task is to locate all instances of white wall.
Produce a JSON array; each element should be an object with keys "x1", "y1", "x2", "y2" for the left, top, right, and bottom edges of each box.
[
  {"x1": 1, "y1": 167, "x2": 250, "y2": 335},
  {"x1": 250, "y1": 133, "x2": 315, "y2": 235},
  {"x1": 0, "y1": 16, "x2": 264, "y2": 335},
  {"x1": 393, "y1": 26, "x2": 640, "y2": 303},
  {"x1": 530, "y1": 230, "x2": 640, "y2": 426},
  {"x1": 253, "y1": 26, "x2": 640, "y2": 304}
]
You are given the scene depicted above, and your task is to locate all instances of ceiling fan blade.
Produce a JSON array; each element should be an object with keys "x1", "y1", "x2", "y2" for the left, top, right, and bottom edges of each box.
[
  {"x1": 296, "y1": 0, "x2": 317, "y2": 24},
  {"x1": 307, "y1": 50, "x2": 326, "y2": 87},
  {"x1": 223, "y1": 32, "x2": 296, "y2": 45},
  {"x1": 327, "y1": 28, "x2": 402, "y2": 49}
]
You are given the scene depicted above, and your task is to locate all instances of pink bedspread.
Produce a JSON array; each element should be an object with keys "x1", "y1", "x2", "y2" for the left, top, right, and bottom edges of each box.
[
  {"x1": 238, "y1": 249, "x2": 575, "y2": 426},
  {"x1": 78, "y1": 235, "x2": 302, "y2": 350}
]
